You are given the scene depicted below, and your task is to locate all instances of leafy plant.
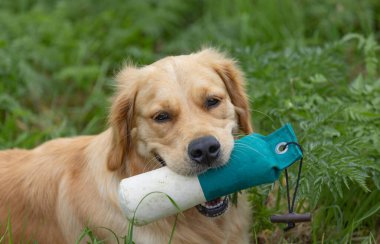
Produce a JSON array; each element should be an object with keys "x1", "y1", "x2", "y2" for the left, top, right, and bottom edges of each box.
[{"x1": 238, "y1": 34, "x2": 380, "y2": 242}]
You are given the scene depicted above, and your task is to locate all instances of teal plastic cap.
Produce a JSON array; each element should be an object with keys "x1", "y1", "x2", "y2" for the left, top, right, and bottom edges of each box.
[{"x1": 198, "y1": 124, "x2": 303, "y2": 201}]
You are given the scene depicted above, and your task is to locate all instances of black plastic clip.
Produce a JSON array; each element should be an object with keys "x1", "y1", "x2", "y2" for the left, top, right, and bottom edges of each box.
[{"x1": 270, "y1": 213, "x2": 312, "y2": 231}]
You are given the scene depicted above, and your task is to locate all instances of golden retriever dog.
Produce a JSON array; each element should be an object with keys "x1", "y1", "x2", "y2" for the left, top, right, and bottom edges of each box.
[{"x1": 0, "y1": 48, "x2": 253, "y2": 243}]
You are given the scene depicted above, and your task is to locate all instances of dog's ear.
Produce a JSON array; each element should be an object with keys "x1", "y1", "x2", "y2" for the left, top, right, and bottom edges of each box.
[
  {"x1": 201, "y1": 49, "x2": 253, "y2": 134},
  {"x1": 107, "y1": 67, "x2": 139, "y2": 171}
]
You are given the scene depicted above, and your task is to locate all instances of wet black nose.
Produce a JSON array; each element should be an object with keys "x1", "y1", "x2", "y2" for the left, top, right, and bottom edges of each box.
[{"x1": 188, "y1": 136, "x2": 221, "y2": 165}]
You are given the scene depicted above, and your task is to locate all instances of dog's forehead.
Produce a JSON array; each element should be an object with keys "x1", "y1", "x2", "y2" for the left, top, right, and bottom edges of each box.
[
  {"x1": 152, "y1": 56, "x2": 210, "y2": 79},
  {"x1": 142, "y1": 56, "x2": 225, "y2": 93}
]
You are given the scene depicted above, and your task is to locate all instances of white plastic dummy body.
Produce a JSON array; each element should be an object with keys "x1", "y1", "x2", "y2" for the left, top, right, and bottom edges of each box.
[{"x1": 118, "y1": 124, "x2": 302, "y2": 225}]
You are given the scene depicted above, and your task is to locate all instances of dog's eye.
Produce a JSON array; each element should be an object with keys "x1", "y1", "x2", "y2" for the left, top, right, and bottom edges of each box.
[
  {"x1": 205, "y1": 97, "x2": 221, "y2": 109},
  {"x1": 153, "y1": 112, "x2": 171, "y2": 123}
]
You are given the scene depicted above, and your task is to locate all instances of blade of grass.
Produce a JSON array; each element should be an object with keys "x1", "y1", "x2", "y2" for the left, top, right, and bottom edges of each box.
[
  {"x1": 168, "y1": 214, "x2": 178, "y2": 244},
  {"x1": 127, "y1": 191, "x2": 183, "y2": 244},
  {"x1": 94, "y1": 226, "x2": 120, "y2": 244},
  {"x1": 7, "y1": 211, "x2": 13, "y2": 244},
  {"x1": 0, "y1": 224, "x2": 4, "y2": 243},
  {"x1": 76, "y1": 226, "x2": 91, "y2": 244}
]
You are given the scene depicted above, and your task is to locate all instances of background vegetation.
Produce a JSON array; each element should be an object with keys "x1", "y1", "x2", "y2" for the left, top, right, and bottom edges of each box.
[{"x1": 1, "y1": 0, "x2": 379, "y2": 243}]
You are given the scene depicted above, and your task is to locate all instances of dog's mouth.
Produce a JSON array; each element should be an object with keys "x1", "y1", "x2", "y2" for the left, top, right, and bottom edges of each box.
[{"x1": 196, "y1": 196, "x2": 229, "y2": 217}]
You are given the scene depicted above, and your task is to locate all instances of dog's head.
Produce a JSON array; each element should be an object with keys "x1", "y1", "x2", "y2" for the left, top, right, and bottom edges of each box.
[
  {"x1": 108, "y1": 49, "x2": 252, "y2": 217},
  {"x1": 108, "y1": 49, "x2": 252, "y2": 177}
]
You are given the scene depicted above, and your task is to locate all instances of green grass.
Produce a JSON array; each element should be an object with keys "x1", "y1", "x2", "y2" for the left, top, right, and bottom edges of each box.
[
  {"x1": 1, "y1": 0, "x2": 380, "y2": 243},
  {"x1": 75, "y1": 192, "x2": 180, "y2": 243}
]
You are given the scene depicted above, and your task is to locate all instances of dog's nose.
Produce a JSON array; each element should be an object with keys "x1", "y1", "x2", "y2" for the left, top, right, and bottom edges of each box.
[{"x1": 188, "y1": 136, "x2": 221, "y2": 166}]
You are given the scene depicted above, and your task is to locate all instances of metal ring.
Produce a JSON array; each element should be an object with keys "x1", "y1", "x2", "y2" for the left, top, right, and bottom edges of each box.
[{"x1": 275, "y1": 142, "x2": 288, "y2": 154}]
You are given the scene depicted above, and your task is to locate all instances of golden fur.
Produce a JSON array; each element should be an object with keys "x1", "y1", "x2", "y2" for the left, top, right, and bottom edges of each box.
[{"x1": 0, "y1": 49, "x2": 253, "y2": 243}]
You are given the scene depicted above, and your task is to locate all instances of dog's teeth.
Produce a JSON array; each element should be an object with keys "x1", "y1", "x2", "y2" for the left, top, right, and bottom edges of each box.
[
  {"x1": 196, "y1": 196, "x2": 229, "y2": 217},
  {"x1": 201, "y1": 198, "x2": 225, "y2": 209}
]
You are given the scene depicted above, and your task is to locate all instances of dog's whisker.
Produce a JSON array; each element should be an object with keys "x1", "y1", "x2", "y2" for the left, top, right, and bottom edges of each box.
[{"x1": 142, "y1": 157, "x2": 159, "y2": 172}]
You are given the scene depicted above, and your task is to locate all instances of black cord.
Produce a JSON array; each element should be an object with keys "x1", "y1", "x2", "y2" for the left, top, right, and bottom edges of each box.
[
  {"x1": 283, "y1": 142, "x2": 304, "y2": 231},
  {"x1": 285, "y1": 169, "x2": 291, "y2": 213}
]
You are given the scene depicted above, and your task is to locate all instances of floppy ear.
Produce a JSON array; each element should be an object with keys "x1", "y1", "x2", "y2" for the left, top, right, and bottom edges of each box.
[
  {"x1": 107, "y1": 67, "x2": 138, "y2": 171},
  {"x1": 201, "y1": 49, "x2": 253, "y2": 134}
]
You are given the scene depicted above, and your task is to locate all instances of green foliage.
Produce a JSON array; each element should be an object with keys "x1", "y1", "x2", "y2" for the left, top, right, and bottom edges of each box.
[
  {"x1": 237, "y1": 35, "x2": 380, "y2": 242},
  {"x1": 1, "y1": 0, "x2": 380, "y2": 243}
]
